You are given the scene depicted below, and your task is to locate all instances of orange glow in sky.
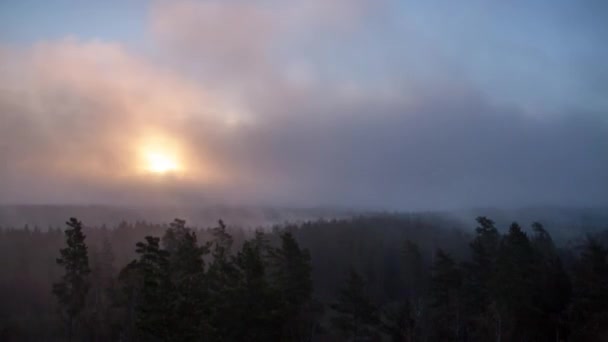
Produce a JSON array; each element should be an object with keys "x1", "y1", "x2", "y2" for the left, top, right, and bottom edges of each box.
[
  {"x1": 136, "y1": 134, "x2": 185, "y2": 177},
  {"x1": 144, "y1": 151, "x2": 179, "y2": 174}
]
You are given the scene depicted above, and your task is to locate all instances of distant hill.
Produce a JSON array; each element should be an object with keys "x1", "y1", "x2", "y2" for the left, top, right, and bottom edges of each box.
[
  {"x1": 1, "y1": 205, "x2": 606, "y2": 243},
  {"x1": 0, "y1": 205, "x2": 354, "y2": 229}
]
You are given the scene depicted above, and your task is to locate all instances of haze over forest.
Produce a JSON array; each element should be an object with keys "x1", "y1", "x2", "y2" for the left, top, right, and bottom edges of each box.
[{"x1": 1, "y1": 1, "x2": 608, "y2": 342}]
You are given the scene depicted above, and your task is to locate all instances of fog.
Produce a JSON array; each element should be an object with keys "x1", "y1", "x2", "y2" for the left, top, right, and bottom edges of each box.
[
  {"x1": 0, "y1": 0, "x2": 606, "y2": 209},
  {"x1": 2, "y1": 2, "x2": 608, "y2": 341}
]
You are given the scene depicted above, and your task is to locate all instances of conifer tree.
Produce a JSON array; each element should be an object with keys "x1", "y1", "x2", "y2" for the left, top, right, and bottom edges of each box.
[
  {"x1": 269, "y1": 231, "x2": 314, "y2": 340},
  {"x1": 88, "y1": 236, "x2": 118, "y2": 341},
  {"x1": 133, "y1": 236, "x2": 172, "y2": 341},
  {"x1": 493, "y1": 222, "x2": 537, "y2": 340},
  {"x1": 206, "y1": 220, "x2": 241, "y2": 340},
  {"x1": 53, "y1": 217, "x2": 91, "y2": 342},
  {"x1": 462, "y1": 216, "x2": 500, "y2": 340},
  {"x1": 469, "y1": 217, "x2": 500, "y2": 291},
  {"x1": 382, "y1": 300, "x2": 416, "y2": 342},
  {"x1": 429, "y1": 249, "x2": 463, "y2": 341},
  {"x1": 232, "y1": 239, "x2": 281, "y2": 341},
  {"x1": 570, "y1": 238, "x2": 608, "y2": 341},
  {"x1": 399, "y1": 239, "x2": 427, "y2": 339},
  {"x1": 163, "y1": 219, "x2": 210, "y2": 341},
  {"x1": 530, "y1": 222, "x2": 571, "y2": 341},
  {"x1": 331, "y1": 270, "x2": 379, "y2": 340},
  {"x1": 401, "y1": 239, "x2": 425, "y2": 301}
]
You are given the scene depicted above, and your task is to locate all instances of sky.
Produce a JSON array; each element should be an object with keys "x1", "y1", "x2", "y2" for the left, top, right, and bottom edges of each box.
[{"x1": 0, "y1": 0, "x2": 606, "y2": 209}]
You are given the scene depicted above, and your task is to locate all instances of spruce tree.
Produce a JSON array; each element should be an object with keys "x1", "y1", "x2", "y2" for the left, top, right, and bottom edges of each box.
[
  {"x1": 401, "y1": 239, "x2": 425, "y2": 301},
  {"x1": 462, "y1": 216, "x2": 500, "y2": 340},
  {"x1": 269, "y1": 231, "x2": 314, "y2": 340},
  {"x1": 530, "y1": 222, "x2": 571, "y2": 341},
  {"x1": 331, "y1": 270, "x2": 379, "y2": 340},
  {"x1": 493, "y1": 222, "x2": 538, "y2": 340},
  {"x1": 166, "y1": 219, "x2": 210, "y2": 341},
  {"x1": 400, "y1": 239, "x2": 427, "y2": 340},
  {"x1": 232, "y1": 239, "x2": 281, "y2": 341},
  {"x1": 469, "y1": 217, "x2": 500, "y2": 292},
  {"x1": 133, "y1": 236, "x2": 172, "y2": 341},
  {"x1": 53, "y1": 217, "x2": 91, "y2": 342},
  {"x1": 206, "y1": 220, "x2": 241, "y2": 340},
  {"x1": 429, "y1": 249, "x2": 463, "y2": 341},
  {"x1": 88, "y1": 236, "x2": 118, "y2": 341},
  {"x1": 381, "y1": 300, "x2": 416, "y2": 342},
  {"x1": 570, "y1": 238, "x2": 608, "y2": 341}
]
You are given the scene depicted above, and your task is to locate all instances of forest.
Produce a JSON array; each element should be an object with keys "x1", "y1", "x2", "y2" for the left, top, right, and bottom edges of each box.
[{"x1": 1, "y1": 214, "x2": 608, "y2": 341}]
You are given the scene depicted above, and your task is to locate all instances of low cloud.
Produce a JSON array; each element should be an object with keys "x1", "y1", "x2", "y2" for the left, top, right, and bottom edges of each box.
[{"x1": 0, "y1": 1, "x2": 606, "y2": 209}]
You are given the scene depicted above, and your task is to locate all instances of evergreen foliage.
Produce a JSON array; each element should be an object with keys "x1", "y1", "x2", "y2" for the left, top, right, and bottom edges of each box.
[
  {"x1": 53, "y1": 217, "x2": 91, "y2": 341},
  {"x1": 331, "y1": 270, "x2": 380, "y2": 340},
  {"x1": 0, "y1": 213, "x2": 606, "y2": 341}
]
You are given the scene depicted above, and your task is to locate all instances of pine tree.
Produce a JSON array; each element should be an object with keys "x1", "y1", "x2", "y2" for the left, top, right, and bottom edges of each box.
[
  {"x1": 462, "y1": 216, "x2": 500, "y2": 340},
  {"x1": 133, "y1": 236, "x2": 172, "y2": 341},
  {"x1": 429, "y1": 249, "x2": 463, "y2": 341},
  {"x1": 401, "y1": 239, "x2": 425, "y2": 301},
  {"x1": 162, "y1": 219, "x2": 210, "y2": 341},
  {"x1": 493, "y1": 222, "x2": 538, "y2": 341},
  {"x1": 269, "y1": 231, "x2": 314, "y2": 340},
  {"x1": 331, "y1": 270, "x2": 380, "y2": 340},
  {"x1": 381, "y1": 300, "x2": 416, "y2": 342},
  {"x1": 469, "y1": 217, "x2": 500, "y2": 294},
  {"x1": 53, "y1": 217, "x2": 91, "y2": 342},
  {"x1": 210, "y1": 219, "x2": 233, "y2": 262},
  {"x1": 116, "y1": 259, "x2": 142, "y2": 341},
  {"x1": 206, "y1": 220, "x2": 241, "y2": 340},
  {"x1": 397, "y1": 239, "x2": 427, "y2": 340},
  {"x1": 232, "y1": 239, "x2": 281, "y2": 341},
  {"x1": 569, "y1": 238, "x2": 608, "y2": 341},
  {"x1": 88, "y1": 236, "x2": 118, "y2": 341},
  {"x1": 530, "y1": 222, "x2": 571, "y2": 341}
]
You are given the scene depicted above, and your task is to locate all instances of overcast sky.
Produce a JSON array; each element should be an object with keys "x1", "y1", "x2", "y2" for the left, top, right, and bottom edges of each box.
[{"x1": 0, "y1": 0, "x2": 606, "y2": 209}]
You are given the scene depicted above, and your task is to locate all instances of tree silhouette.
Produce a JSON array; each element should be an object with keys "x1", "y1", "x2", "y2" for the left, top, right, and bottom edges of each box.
[
  {"x1": 269, "y1": 231, "x2": 314, "y2": 340},
  {"x1": 53, "y1": 217, "x2": 91, "y2": 342},
  {"x1": 531, "y1": 222, "x2": 571, "y2": 341},
  {"x1": 429, "y1": 249, "x2": 463, "y2": 341},
  {"x1": 462, "y1": 216, "x2": 500, "y2": 340},
  {"x1": 163, "y1": 219, "x2": 210, "y2": 341},
  {"x1": 331, "y1": 270, "x2": 379, "y2": 340},
  {"x1": 206, "y1": 219, "x2": 241, "y2": 340},
  {"x1": 21, "y1": 214, "x2": 608, "y2": 340},
  {"x1": 570, "y1": 238, "x2": 608, "y2": 341},
  {"x1": 493, "y1": 222, "x2": 538, "y2": 340},
  {"x1": 232, "y1": 238, "x2": 281, "y2": 341},
  {"x1": 133, "y1": 236, "x2": 172, "y2": 340}
]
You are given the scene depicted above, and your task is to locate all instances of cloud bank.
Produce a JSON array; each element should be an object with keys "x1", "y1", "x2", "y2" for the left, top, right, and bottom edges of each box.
[{"x1": 0, "y1": 0, "x2": 606, "y2": 209}]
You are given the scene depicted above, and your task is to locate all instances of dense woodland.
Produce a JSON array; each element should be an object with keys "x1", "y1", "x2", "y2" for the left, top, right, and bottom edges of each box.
[{"x1": 1, "y1": 214, "x2": 608, "y2": 341}]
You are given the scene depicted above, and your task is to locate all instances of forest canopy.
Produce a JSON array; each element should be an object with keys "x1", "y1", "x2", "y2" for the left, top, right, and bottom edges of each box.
[{"x1": 1, "y1": 214, "x2": 608, "y2": 341}]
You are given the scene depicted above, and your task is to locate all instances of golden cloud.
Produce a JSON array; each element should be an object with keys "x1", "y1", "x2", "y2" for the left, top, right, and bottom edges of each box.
[{"x1": 0, "y1": 39, "x2": 230, "y2": 189}]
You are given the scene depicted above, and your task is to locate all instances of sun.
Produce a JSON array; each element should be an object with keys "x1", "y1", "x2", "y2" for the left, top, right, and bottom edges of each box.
[
  {"x1": 135, "y1": 134, "x2": 188, "y2": 177},
  {"x1": 144, "y1": 151, "x2": 179, "y2": 174}
]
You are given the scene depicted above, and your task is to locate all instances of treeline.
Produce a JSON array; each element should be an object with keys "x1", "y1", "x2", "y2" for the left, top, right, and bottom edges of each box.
[{"x1": 1, "y1": 215, "x2": 608, "y2": 341}]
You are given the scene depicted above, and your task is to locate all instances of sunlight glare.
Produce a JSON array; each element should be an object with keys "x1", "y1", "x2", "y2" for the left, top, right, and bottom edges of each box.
[{"x1": 144, "y1": 151, "x2": 179, "y2": 174}]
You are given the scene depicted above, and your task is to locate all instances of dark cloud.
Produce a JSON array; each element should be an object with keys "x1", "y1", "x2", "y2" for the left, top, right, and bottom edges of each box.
[{"x1": 200, "y1": 91, "x2": 608, "y2": 209}]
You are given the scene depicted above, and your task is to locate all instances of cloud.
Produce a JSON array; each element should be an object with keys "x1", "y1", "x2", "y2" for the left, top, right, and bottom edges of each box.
[
  {"x1": 0, "y1": 1, "x2": 606, "y2": 208},
  {"x1": 150, "y1": 1, "x2": 275, "y2": 76},
  {"x1": 147, "y1": 0, "x2": 396, "y2": 103},
  {"x1": 207, "y1": 92, "x2": 608, "y2": 209},
  {"x1": 0, "y1": 39, "x2": 235, "y2": 203}
]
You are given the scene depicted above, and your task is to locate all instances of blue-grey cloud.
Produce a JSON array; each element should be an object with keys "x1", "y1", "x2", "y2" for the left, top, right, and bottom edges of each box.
[{"x1": 0, "y1": 0, "x2": 606, "y2": 209}]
